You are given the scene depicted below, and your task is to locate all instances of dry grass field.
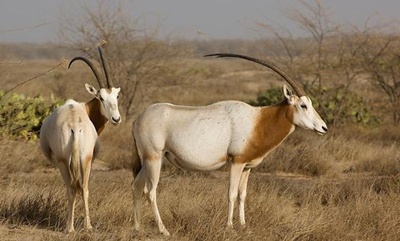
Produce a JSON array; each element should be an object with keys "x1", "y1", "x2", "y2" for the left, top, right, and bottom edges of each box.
[{"x1": 1, "y1": 55, "x2": 400, "y2": 241}]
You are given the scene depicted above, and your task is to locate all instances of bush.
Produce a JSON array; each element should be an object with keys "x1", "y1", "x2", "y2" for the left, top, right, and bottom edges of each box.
[
  {"x1": 318, "y1": 86, "x2": 380, "y2": 126},
  {"x1": 249, "y1": 87, "x2": 283, "y2": 107},
  {"x1": 249, "y1": 86, "x2": 379, "y2": 125},
  {"x1": 0, "y1": 91, "x2": 62, "y2": 140}
]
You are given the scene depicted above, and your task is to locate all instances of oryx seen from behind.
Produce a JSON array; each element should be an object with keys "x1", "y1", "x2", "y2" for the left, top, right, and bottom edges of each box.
[
  {"x1": 40, "y1": 47, "x2": 121, "y2": 233},
  {"x1": 131, "y1": 53, "x2": 328, "y2": 235}
]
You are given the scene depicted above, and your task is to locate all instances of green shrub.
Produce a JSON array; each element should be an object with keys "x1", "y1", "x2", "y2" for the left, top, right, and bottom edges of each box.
[
  {"x1": 318, "y1": 86, "x2": 380, "y2": 126},
  {"x1": 0, "y1": 91, "x2": 62, "y2": 141},
  {"x1": 249, "y1": 86, "x2": 379, "y2": 126},
  {"x1": 249, "y1": 87, "x2": 283, "y2": 107}
]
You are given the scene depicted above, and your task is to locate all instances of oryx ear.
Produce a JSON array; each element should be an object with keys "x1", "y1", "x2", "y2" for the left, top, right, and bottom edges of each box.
[
  {"x1": 114, "y1": 87, "x2": 121, "y2": 94},
  {"x1": 283, "y1": 84, "x2": 294, "y2": 98},
  {"x1": 85, "y1": 83, "x2": 98, "y2": 97},
  {"x1": 283, "y1": 84, "x2": 296, "y2": 104}
]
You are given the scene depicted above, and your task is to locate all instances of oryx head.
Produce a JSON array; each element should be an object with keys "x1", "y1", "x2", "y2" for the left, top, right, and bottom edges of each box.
[
  {"x1": 282, "y1": 84, "x2": 327, "y2": 135},
  {"x1": 69, "y1": 47, "x2": 122, "y2": 125},
  {"x1": 204, "y1": 53, "x2": 328, "y2": 135}
]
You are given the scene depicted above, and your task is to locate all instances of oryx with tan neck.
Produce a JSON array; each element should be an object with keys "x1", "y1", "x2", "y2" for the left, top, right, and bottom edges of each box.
[
  {"x1": 131, "y1": 53, "x2": 328, "y2": 235},
  {"x1": 40, "y1": 47, "x2": 121, "y2": 233}
]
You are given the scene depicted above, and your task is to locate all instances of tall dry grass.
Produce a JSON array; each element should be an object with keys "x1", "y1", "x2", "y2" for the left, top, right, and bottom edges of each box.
[
  {"x1": 2, "y1": 132, "x2": 400, "y2": 240},
  {"x1": 2, "y1": 165, "x2": 400, "y2": 240}
]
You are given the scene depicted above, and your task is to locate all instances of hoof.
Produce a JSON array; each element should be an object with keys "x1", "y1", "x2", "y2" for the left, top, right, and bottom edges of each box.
[
  {"x1": 83, "y1": 226, "x2": 93, "y2": 232},
  {"x1": 65, "y1": 228, "x2": 75, "y2": 234},
  {"x1": 224, "y1": 225, "x2": 237, "y2": 235},
  {"x1": 226, "y1": 224, "x2": 234, "y2": 230},
  {"x1": 160, "y1": 228, "x2": 170, "y2": 236}
]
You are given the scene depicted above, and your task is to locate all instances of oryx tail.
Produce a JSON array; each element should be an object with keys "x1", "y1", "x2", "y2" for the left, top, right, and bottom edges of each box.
[{"x1": 69, "y1": 128, "x2": 83, "y2": 192}]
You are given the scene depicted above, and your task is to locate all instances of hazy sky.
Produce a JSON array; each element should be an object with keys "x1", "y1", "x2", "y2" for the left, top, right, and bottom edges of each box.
[{"x1": 0, "y1": 0, "x2": 399, "y2": 43}]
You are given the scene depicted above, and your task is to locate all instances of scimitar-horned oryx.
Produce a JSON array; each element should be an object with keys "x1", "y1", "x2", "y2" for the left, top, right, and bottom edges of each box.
[
  {"x1": 131, "y1": 53, "x2": 328, "y2": 235},
  {"x1": 40, "y1": 47, "x2": 121, "y2": 233}
]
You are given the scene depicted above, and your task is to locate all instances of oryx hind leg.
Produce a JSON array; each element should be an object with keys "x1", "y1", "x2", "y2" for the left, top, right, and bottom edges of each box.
[
  {"x1": 132, "y1": 165, "x2": 146, "y2": 231},
  {"x1": 81, "y1": 155, "x2": 93, "y2": 231},
  {"x1": 57, "y1": 161, "x2": 77, "y2": 233},
  {"x1": 144, "y1": 155, "x2": 170, "y2": 236}
]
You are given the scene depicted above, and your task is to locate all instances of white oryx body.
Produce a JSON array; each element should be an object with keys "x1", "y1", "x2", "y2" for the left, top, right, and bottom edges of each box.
[
  {"x1": 135, "y1": 101, "x2": 276, "y2": 171},
  {"x1": 131, "y1": 53, "x2": 328, "y2": 236},
  {"x1": 40, "y1": 48, "x2": 121, "y2": 233}
]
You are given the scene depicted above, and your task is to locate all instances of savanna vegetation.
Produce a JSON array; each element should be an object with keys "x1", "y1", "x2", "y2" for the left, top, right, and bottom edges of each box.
[{"x1": 1, "y1": 0, "x2": 400, "y2": 240}]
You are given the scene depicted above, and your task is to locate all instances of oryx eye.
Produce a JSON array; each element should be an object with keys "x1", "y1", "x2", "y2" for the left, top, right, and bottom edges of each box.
[
  {"x1": 300, "y1": 104, "x2": 307, "y2": 109},
  {"x1": 100, "y1": 96, "x2": 104, "y2": 102}
]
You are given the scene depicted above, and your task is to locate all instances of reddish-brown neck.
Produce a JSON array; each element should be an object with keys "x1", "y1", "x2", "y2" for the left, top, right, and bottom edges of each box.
[
  {"x1": 236, "y1": 100, "x2": 294, "y2": 163},
  {"x1": 85, "y1": 98, "x2": 108, "y2": 135},
  {"x1": 258, "y1": 101, "x2": 294, "y2": 149}
]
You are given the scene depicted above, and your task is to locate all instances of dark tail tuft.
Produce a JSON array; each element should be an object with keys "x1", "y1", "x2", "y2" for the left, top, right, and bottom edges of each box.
[{"x1": 132, "y1": 132, "x2": 142, "y2": 179}]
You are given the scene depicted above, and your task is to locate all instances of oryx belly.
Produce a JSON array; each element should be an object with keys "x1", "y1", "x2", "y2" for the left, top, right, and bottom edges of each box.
[
  {"x1": 164, "y1": 117, "x2": 231, "y2": 171},
  {"x1": 160, "y1": 101, "x2": 259, "y2": 171}
]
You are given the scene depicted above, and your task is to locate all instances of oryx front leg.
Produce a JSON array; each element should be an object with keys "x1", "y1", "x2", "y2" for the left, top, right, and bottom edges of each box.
[
  {"x1": 145, "y1": 157, "x2": 170, "y2": 236},
  {"x1": 227, "y1": 162, "x2": 246, "y2": 228},
  {"x1": 238, "y1": 168, "x2": 251, "y2": 227}
]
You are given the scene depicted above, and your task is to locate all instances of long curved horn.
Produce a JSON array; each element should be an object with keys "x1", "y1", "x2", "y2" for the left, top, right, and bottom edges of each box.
[
  {"x1": 68, "y1": 56, "x2": 105, "y2": 89},
  {"x1": 98, "y1": 47, "x2": 113, "y2": 88},
  {"x1": 204, "y1": 53, "x2": 306, "y2": 97}
]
